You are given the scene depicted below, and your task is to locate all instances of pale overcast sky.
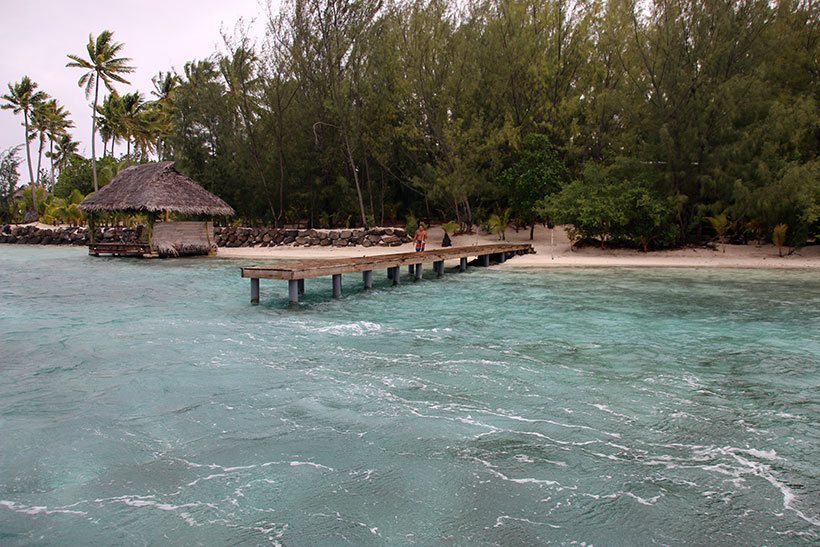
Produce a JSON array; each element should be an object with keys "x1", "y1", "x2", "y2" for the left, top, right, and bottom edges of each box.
[{"x1": 1, "y1": 0, "x2": 270, "y2": 168}]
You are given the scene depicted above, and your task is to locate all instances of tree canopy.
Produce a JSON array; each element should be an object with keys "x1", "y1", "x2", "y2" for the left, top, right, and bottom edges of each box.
[{"x1": 3, "y1": 0, "x2": 817, "y2": 247}]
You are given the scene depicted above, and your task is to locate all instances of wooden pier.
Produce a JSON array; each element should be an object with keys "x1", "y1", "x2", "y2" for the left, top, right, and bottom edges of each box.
[
  {"x1": 88, "y1": 243, "x2": 157, "y2": 258},
  {"x1": 241, "y1": 243, "x2": 534, "y2": 305}
]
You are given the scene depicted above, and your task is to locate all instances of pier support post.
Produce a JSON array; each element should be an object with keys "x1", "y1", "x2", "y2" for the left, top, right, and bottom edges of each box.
[
  {"x1": 251, "y1": 278, "x2": 260, "y2": 305},
  {"x1": 332, "y1": 274, "x2": 342, "y2": 298},
  {"x1": 434, "y1": 260, "x2": 444, "y2": 277},
  {"x1": 414, "y1": 263, "x2": 423, "y2": 280},
  {"x1": 288, "y1": 279, "x2": 299, "y2": 304},
  {"x1": 297, "y1": 278, "x2": 305, "y2": 294},
  {"x1": 460, "y1": 257, "x2": 467, "y2": 271},
  {"x1": 363, "y1": 270, "x2": 373, "y2": 290},
  {"x1": 481, "y1": 254, "x2": 490, "y2": 267},
  {"x1": 391, "y1": 266, "x2": 400, "y2": 285},
  {"x1": 408, "y1": 264, "x2": 415, "y2": 275},
  {"x1": 499, "y1": 252, "x2": 506, "y2": 263}
]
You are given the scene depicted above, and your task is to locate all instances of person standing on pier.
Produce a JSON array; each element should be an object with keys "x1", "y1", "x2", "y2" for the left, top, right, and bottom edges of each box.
[{"x1": 414, "y1": 223, "x2": 428, "y2": 252}]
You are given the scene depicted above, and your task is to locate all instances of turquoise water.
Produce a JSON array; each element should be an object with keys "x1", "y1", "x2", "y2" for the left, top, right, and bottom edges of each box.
[{"x1": 0, "y1": 246, "x2": 818, "y2": 545}]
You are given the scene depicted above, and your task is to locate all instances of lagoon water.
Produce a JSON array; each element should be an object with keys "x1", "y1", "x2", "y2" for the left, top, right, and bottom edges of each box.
[{"x1": 0, "y1": 246, "x2": 818, "y2": 545}]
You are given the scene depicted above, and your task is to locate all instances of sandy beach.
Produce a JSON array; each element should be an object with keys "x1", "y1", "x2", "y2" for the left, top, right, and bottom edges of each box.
[{"x1": 217, "y1": 224, "x2": 820, "y2": 269}]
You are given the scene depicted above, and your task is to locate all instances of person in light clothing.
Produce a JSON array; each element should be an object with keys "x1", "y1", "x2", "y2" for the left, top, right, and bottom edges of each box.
[{"x1": 414, "y1": 223, "x2": 427, "y2": 252}]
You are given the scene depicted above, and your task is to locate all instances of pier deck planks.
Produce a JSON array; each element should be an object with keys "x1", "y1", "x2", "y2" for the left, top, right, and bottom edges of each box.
[{"x1": 241, "y1": 243, "x2": 533, "y2": 281}]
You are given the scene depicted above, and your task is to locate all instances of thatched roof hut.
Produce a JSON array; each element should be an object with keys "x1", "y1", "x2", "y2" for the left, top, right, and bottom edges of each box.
[
  {"x1": 78, "y1": 161, "x2": 234, "y2": 216},
  {"x1": 80, "y1": 162, "x2": 234, "y2": 258}
]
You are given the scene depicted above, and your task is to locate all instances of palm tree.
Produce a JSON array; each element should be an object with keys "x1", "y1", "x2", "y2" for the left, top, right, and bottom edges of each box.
[
  {"x1": 1, "y1": 76, "x2": 48, "y2": 212},
  {"x1": 66, "y1": 30, "x2": 134, "y2": 192},
  {"x1": 119, "y1": 91, "x2": 145, "y2": 157},
  {"x1": 151, "y1": 71, "x2": 179, "y2": 159},
  {"x1": 42, "y1": 101, "x2": 74, "y2": 189},
  {"x1": 52, "y1": 133, "x2": 80, "y2": 176},
  {"x1": 96, "y1": 92, "x2": 123, "y2": 157},
  {"x1": 31, "y1": 100, "x2": 50, "y2": 187}
]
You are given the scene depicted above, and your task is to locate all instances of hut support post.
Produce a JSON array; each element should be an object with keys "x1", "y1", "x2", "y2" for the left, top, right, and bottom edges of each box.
[
  {"x1": 251, "y1": 278, "x2": 260, "y2": 305},
  {"x1": 363, "y1": 270, "x2": 373, "y2": 290},
  {"x1": 460, "y1": 257, "x2": 467, "y2": 271},
  {"x1": 414, "y1": 263, "x2": 423, "y2": 280},
  {"x1": 288, "y1": 280, "x2": 299, "y2": 304},
  {"x1": 87, "y1": 213, "x2": 97, "y2": 245},
  {"x1": 147, "y1": 213, "x2": 156, "y2": 251},
  {"x1": 332, "y1": 274, "x2": 342, "y2": 298}
]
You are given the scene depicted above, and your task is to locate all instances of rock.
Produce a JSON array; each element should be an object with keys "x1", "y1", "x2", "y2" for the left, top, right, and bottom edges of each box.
[
  {"x1": 340, "y1": 230, "x2": 352, "y2": 239},
  {"x1": 382, "y1": 235, "x2": 401, "y2": 245}
]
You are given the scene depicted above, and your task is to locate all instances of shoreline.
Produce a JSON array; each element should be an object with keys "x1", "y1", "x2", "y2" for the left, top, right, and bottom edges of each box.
[
  {"x1": 4, "y1": 222, "x2": 817, "y2": 269},
  {"x1": 217, "y1": 224, "x2": 820, "y2": 270}
]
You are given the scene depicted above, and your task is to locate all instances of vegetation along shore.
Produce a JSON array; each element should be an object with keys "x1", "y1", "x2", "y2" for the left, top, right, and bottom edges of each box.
[{"x1": 1, "y1": 0, "x2": 817, "y2": 257}]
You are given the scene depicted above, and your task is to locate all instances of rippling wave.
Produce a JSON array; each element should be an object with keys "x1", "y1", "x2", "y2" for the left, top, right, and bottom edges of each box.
[{"x1": 0, "y1": 247, "x2": 818, "y2": 544}]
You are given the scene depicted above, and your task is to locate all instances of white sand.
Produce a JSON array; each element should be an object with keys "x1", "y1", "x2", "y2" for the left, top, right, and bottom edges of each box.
[{"x1": 217, "y1": 224, "x2": 820, "y2": 269}]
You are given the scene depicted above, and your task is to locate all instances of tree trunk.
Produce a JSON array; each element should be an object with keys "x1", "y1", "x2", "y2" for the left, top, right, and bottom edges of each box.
[
  {"x1": 365, "y1": 154, "x2": 375, "y2": 223},
  {"x1": 91, "y1": 74, "x2": 100, "y2": 192},
  {"x1": 49, "y1": 139, "x2": 56, "y2": 191},
  {"x1": 343, "y1": 132, "x2": 368, "y2": 228},
  {"x1": 35, "y1": 135, "x2": 45, "y2": 186},
  {"x1": 23, "y1": 112, "x2": 38, "y2": 215}
]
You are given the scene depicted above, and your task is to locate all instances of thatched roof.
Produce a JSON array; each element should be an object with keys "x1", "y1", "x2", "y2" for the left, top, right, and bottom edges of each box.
[{"x1": 78, "y1": 161, "x2": 235, "y2": 216}]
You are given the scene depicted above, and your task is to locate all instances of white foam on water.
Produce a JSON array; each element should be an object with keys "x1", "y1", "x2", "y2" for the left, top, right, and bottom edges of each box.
[
  {"x1": 589, "y1": 403, "x2": 635, "y2": 421},
  {"x1": 187, "y1": 473, "x2": 228, "y2": 487},
  {"x1": 469, "y1": 456, "x2": 575, "y2": 490},
  {"x1": 290, "y1": 461, "x2": 334, "y2": 471},
  {"x1": 667, "y1": 445, "x2": 820, "y2": 527},
  {"x1": 494, "y1": 515, "x2": 561, "y2": 529},
  {"x1": 581, "y1": 490, "x2": 664, "y2": 506},
  {"x1": 625, "y1": 491, "x2": 664, "y2": 506},
  {"x1": 314, "y1": 321, "x2": 383, "y2": 337},
  {"x1": 0, "y1": 500, "x2": 87, "y2": 517}
]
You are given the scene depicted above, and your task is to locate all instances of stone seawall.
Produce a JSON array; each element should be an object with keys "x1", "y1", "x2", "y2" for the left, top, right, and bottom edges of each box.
[
  {"x1": 213, "y1": 226, "x2": 411, "y2": 248},
  {"x1": 0, "y1": 224, "x2": 411, "y2": 248}
]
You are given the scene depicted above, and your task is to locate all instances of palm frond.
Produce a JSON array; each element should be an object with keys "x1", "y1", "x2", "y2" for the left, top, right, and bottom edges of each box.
[{"x1": 65, "y1": 54, "x2": 92, "y2": 69}]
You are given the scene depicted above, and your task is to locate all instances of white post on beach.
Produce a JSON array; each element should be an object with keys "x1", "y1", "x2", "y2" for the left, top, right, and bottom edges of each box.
[
  {"x1": 288, "y1": 279, "x2": 299, "y2": 304},
  {"x1": 550, "y1": 226, "x2": 554, "y2": 260},
  {"x1": 251, "y1": 278, "x2": 260, "y2": 305},
  {"x1": 332, "y1": 274, "x2": 342, "y2": 298},
  {"x1": 363, "y1": 270, "x2": 373, "y2": 290}
]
